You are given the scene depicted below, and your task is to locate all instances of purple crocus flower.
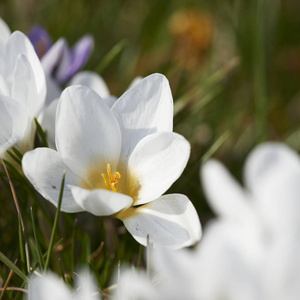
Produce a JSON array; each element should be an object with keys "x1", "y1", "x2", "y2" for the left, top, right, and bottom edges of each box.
[
  {"x1": 28, "y1": 25, "x2": 52, "y2": 59},
  {"x1": 28, "y1": 25, "x2": 94, "y2": 84}
]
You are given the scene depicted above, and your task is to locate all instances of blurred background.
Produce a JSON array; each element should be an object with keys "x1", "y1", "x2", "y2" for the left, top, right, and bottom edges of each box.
[{"x1": 1, "y1": 0, "x2": 300, "y2": 294}]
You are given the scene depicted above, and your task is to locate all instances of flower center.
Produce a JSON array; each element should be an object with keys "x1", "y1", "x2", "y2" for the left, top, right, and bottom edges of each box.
[{"x1": 101, "y1": 164, "x2": 121, "y2": 192}]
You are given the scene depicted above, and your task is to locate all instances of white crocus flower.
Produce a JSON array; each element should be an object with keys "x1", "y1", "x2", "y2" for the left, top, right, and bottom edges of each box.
[
  {"x1": 0, "y1": 26, "x2": 46, "y2": 156},
  {"x1": 22, "y1": 74, "x2": 201, "y2": 249},
  {"x1": 199, "y1": 142, "x2": 300, "y2": 300},
  {"x1": 28, "y1": 271, "x2": 101, "y2": 300}
]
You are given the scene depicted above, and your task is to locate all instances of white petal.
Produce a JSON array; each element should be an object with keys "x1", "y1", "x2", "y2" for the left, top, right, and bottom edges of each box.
[
  {"x1": 201, "y1": 159, "x2": 256, "y2": 224},
  {"x1": 151, "y1": 248, "x2": 201, "y2": 299},
  {"x1": 244, "y1": 142, "x2": 300, "y2": 235},
  {"x1": 4, "y1": 31, "x2": 46, "y2": 103},
  {"x1": 245, "y1": 142, "x2": 300, "y2": 193},
  {"x1": 28, "y1": 272, "x2": 72, "y2": 300},
  {"x1": 0, "y1": 73, "x2": 10, "y2": 96},
  {"x1": 128, "y1": 132, "x2": 190, "y2": 205},
  {"x1": 0, "y1": 95, "x2": 29, "y2": 156},
  {"x1": 262, "y1": 234, "x2": 300, "y2": 300},
  {"x1": 103, "y1": 95, "x2": 117, "y2": 108},
  {"x1": 44, "y1": 75, "x2": 61, "y2": 106},
  {"x1": 127, "y1": 76, "x2": 143, "y2": 89},
  {"x1": 0, "y1": 18, "x2": 10, "y2": 57},
  {"x1": 56, "y1": 85, "x2": 121, "y2": 177},
  {"x1": 22, "y1": 148, "x2": 84, "y2": 212},
  {"x1": 69, "y1": 185, "x2": 133, "y2": 216},
  {"x1": 69, "y1": 71, "x2": 110, "y2": 98},
  {"x1": 74, "y1": 270, "x2": 102, "y2": 300},
  {"x1": 113, "y1": 268, "x2": 161, "y2": 300},
  {"x1": 11, "y1": 54, "x2": 42, "y2": 118},
  {"x1": 39, "y1": 99, "x2": 58, "y2": 149},
  {"x1": 112, "y1": 73, "x2": 173, "y2": 159},
  {"x1": 196, "y1": 222, "x2": 263, "y2": 300},
  {"x1": 119, "y1": 194, "x2": 201, "y2": 249},
  {"x1": 41, "y1": 38, "x2": 66, "y2": 76}
]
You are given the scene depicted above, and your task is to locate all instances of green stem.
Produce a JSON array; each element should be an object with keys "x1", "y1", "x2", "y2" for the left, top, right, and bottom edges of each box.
[
  {"x1": 253, "y1": 0, "x2": 268, "y2": 142},
  {"x1": 44, "y1": 171, "x2": 66, "y2": 271},
  {"x1": 0, "y1": 252, "x2": 29, "y2": 282},
  {"x1": 18, "y1": 220, "x2": 26, "y2": 273},
  {"x1": 30, "y1": 207, "x2": 44, "y2": 269}
]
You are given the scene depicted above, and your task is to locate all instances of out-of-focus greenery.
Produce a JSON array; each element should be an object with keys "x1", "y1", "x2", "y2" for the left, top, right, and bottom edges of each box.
[{"x1": 1, "y1": 0, "x2": 300, "y2": 298}]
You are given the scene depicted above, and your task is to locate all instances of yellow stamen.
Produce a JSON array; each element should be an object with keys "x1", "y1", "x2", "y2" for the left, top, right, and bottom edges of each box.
[{"x1": 101, "y1": 164, "x2": 121, "y2": 192}]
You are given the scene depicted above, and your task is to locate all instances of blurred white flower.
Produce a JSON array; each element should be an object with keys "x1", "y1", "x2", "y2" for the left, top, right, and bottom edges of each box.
[
  {"x1": 22, "y1": 73, "x2": 201, "y2": 249},
  {"x1": 113, "y1": 267, "x2": 161, "y2": 300},
  {"x1": 0, "y1": 18, "x2": 46, "y2": 157},
  {"x1": 28, "y1": 270, "x2": 101, "y2": 300},
  {"x1": 114, "y1": 142, "x2": 300, "y2": 299},
  {"x1": 199, "y1": 142, "x2": 300, "y2": 300},
  {"x1": 114, "y1": 248, "x2": 201, "y2": 300}
]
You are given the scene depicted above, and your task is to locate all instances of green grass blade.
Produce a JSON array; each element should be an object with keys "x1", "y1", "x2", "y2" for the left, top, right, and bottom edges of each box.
[
  {"x1": 44, "y1": 171, "x2": 66, "y2": 271},
  {"x1": 95, "y1": 39, "x2": 128, "y2": 74},
  {"x1": 174, "y1": 57, "x2": 239, "y2": 117},
  {"x1": 11, "y1": 147, "x2": 23, "y2": 160},
  {"x1": 18, "y1": 220, "x2": 26, "y2": 273},
  {"x1": 0, "y1": 252, "x2": 29, "y2": 282},
  {"x1": 2, "y1": 159, "x2": 30, "y2": 273},
  {"x1": 200, "y1": 131, "x2": 231, "y2": 164},
  {"x1": 5, "y1": 150, "x2": 21, "y2": 165},
  {"x1": 175, "y1": 131, "x2": 231, "y2": 192},
  {"x1": 253, "y1": 0, "x2": 268, "y2": 142},
  {"x1": 34, "y1": 118, "x2": 48, "y2": 147},
  {"x1": 30, "y1": 207, "x2": 44, "y2": 269},
  {"x1": 146, "y1": 235, "x2": 152, "y2": 278}
]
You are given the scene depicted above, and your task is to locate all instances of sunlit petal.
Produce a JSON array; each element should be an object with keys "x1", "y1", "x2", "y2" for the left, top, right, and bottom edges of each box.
[
  {"x1": 11, "y1": 54, "x2": 42, "y2": 118},
  {"x1": 22, "y1": 148, "x2": 84, "y2": 212},
  {"x1": 4, "y1": 31, "x2": 46, "y2": 103},
  {"x1": 112, "y1": 73, "x2": 173, "y2": 159},
  {"x1": 70, "y1": 185, "x2": 133, "y2": 216},
  {"x1": 128, "y1": 132, "x2": 190, "y2": 205},
  {"x1": 56, "y1": 85, "x2": 121, "y2": 177},
  {"x1": 119, "y1": 194, "x2": 201, "y2": 249},
  {"x1": 0, "y1": 95, "x2": 29, "y2": 155}
]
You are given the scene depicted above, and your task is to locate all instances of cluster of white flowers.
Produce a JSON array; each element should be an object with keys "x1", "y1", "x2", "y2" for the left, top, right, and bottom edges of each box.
[
  {"x1": 1, "y1": 17, "x2": 299, "y2": 300},
  {"x1": 0, "y1": 18, "x2": 201, "y2": 250},
  {"x1": 0, "y1": 18, "x2": 202, "y2": 299}
]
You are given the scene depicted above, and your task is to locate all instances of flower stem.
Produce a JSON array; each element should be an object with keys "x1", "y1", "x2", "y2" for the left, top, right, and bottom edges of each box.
[
  {"x1": 253, "y1": 0, "x2": 268, "y2": 142},
  {"x1": 44, "y1": 171, "x2": 66, "y2": 271}
]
